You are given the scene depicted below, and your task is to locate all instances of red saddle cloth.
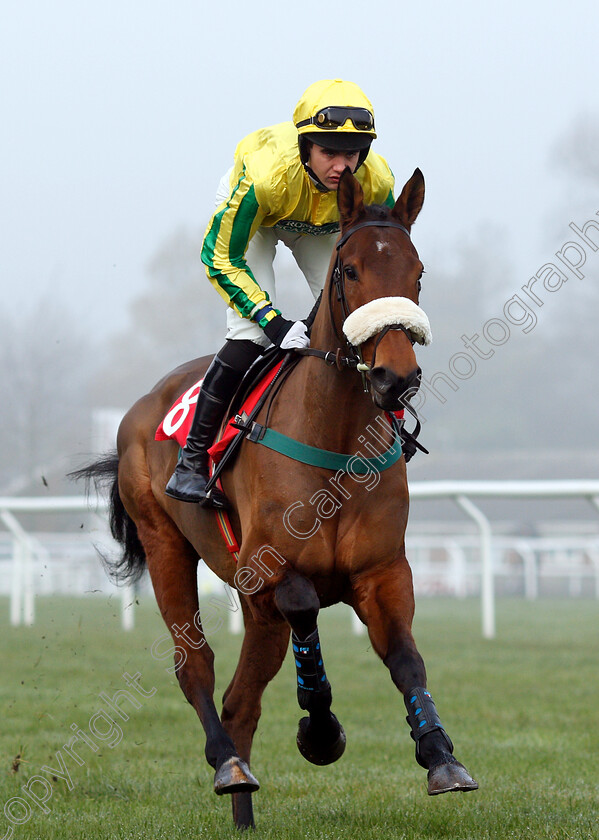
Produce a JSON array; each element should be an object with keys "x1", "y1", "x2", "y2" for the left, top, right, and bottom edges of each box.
[{"x1": 155, "y1": 361, "x2": 285, "y2": 464}]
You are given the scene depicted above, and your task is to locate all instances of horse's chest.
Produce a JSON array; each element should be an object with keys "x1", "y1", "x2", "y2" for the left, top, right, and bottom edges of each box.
[
  {"x1": 337, "y1": 502, "x2": 406, "y2": 566},
  {"x1": 283, "y1": 487, "x2": 407, "y2": 574}
]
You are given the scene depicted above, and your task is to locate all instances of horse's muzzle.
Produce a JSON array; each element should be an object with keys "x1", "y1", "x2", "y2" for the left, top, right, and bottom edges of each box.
[{"x1": 368, "y1": 366, "x2": 422, "y2": 411}]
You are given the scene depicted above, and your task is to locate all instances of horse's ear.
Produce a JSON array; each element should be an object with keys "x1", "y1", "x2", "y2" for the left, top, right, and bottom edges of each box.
[
  {"x1": 337, "y1": 167, "x2": 365, "y2": 227},
  {"x1": 391, "y1": 168, "x2": 425, "y2": 230}
]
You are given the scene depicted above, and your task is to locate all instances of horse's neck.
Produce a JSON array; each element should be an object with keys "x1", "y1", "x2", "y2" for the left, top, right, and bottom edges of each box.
[
  {"x1": 282, "y1": 296, "x2": 393, "y2": 453},
  {"x1": 308, "y1": 280, "x2": 344, "y2": 363}
]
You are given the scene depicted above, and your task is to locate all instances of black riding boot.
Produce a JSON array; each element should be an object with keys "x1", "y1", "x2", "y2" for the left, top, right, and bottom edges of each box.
[{"x1": 165, "y1": 340, "x2": 262, "y2": 506}]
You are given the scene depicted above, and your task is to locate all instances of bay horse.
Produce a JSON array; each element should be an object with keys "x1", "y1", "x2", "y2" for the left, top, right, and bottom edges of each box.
[{"x1": 77, "y1": 168, "x2": 477, "y2": 830}]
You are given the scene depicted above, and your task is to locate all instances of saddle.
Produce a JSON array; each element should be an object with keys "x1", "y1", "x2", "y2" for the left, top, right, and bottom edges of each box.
[
  {"x1": 207, "y1": 352, "x2": 295, "y2": 469},
  {"x1": 228, "y1": 346, "x2": 288, "y2": 419},
  {"x1": 154, "y1": 348, "x2": 291, "y2": 451}
]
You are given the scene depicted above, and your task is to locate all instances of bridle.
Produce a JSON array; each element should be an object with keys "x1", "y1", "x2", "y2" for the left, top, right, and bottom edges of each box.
[
  {"x1": 332, "y1": 219, "x2": 412, "y2": 329},
  {"x1": 300, "y1": 218, "x2": 417, "y2": 385},
  {"x1": 297, "y1": 216, "x2": 429, "y2": 459}
]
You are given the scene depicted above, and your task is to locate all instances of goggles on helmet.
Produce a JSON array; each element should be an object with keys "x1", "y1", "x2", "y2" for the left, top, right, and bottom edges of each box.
[{"x1": 296, "y1": 106, "x2": 375, "y2": 132}]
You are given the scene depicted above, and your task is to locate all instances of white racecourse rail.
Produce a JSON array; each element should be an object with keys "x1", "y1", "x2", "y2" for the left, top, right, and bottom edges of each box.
[{"x1": 1, "y1": 481, "x2": 599, "y2": 639}]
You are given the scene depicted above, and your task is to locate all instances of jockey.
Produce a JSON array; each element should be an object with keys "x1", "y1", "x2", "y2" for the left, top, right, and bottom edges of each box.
[{"x1": 166, "y1": 79, "x2": 395, "y2": 506}]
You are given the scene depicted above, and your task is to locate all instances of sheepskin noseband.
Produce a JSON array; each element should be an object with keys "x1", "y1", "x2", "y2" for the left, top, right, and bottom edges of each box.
[{"x1": 343, "y1": 296, "x2": 432, "y2": 347}]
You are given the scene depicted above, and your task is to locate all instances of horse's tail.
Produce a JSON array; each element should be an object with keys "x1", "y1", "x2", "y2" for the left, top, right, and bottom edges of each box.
[{"x1": 69, "y1": 453, "x2": 147, "y2": 584}]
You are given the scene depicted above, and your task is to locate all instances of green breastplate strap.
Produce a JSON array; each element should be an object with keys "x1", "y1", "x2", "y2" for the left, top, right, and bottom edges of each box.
[{"x1": 247, "y1": 422, "x2": 402, "y2": 473}]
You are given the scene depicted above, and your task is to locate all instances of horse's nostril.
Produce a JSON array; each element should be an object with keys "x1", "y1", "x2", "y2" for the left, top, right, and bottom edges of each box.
[
  {"x1": 369, "y1": 367, "x2": 394, "y2": 394},
  {"x1": 405, "y1": 367, "x2": 422, "y2": 392}
]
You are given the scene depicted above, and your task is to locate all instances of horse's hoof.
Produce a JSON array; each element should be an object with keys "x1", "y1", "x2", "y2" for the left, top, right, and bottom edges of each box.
[
  {"x1": 427, "y1": 762, "x2": 478, "y2": 795},
  {"x1": 296, "y1": 714, "x2": 346, "y2": 766},
  {"x1": 214, "y1": 757, "x2": 260, "y2": 795}
]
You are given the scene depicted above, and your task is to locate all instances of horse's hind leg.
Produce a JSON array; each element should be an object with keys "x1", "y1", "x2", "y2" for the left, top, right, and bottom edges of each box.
[
  {"x1": 220, "y1": 601, "x2": 290, "y2": 829},
  {"x1": 128, "y1": 488, "x2": 259, "y2": 798},
  {"x1": 352, "y1": 558, "x2": 478, "y2": 795},
  {"x1": 274, "y1": 569, "x2": 346, "y2": 766}
]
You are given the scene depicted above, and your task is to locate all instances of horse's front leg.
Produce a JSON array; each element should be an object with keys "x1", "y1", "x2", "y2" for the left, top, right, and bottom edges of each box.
[
  {"x1": 274, "y1": 569, "x2": 346, "y2": 765},
  {"x1": 352, "y1": 557, "x2": 478, "y2": 795}
]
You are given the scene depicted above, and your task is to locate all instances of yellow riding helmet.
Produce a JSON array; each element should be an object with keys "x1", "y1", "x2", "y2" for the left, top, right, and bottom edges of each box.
[{"x1": 293, "y1": 79, "x2": 377, "y2": 147}]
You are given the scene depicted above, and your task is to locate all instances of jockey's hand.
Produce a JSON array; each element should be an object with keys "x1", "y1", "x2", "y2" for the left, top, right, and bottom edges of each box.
[{"x1": 263, "y1": 315, "x2": 310, "y2": 349}]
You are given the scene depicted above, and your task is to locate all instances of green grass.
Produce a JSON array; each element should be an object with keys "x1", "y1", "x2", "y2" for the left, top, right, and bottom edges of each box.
[{"x1": 1, "y1": 596, "x2": 598, "y2": 839}]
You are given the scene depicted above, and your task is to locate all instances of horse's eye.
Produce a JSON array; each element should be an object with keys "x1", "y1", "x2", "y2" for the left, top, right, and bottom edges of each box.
[{"x1": 344, "y1": 266, "x2": 358, "y2": 282}]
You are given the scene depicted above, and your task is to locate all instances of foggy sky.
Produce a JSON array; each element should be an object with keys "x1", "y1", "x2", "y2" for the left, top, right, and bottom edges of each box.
[{"x1": 1, "y1": 0, "x2": 597, "y2": 336}]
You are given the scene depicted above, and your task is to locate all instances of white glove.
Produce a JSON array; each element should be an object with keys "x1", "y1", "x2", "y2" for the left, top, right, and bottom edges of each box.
[{"x1": 280, "y1": 320, "x2": 310, "y2": 350}]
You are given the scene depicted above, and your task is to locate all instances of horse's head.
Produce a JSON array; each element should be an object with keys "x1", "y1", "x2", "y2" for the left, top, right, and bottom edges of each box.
[{"x1": 333, "y1": 167, "x2": 430, "y2": 411}]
